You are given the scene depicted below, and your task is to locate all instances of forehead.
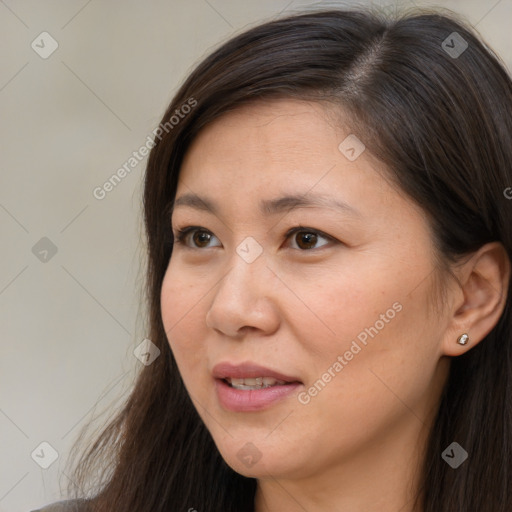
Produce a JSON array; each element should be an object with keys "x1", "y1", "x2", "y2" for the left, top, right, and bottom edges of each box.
[
  {"x1": 183, "y1": 99, "x2": 342, "y2": 163},
  {"x1": 178, "y1": 99, "x2": 381, "y2": 194},
  {"x1": 179, "y1": 99, "x2": 407, "y2": 218}
]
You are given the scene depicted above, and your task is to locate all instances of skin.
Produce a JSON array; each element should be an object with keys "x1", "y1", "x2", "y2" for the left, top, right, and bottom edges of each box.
[{"x1": 160, "y1": 99, "x2": 510, "y2": 511}]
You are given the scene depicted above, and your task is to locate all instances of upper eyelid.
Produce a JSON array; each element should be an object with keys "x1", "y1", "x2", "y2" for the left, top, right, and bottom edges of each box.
[{"x1": 172, "y1": 225, "x2": 332, "y2": 237}]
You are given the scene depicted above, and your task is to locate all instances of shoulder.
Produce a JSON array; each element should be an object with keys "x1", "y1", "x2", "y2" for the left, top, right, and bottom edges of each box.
[{"x1": 30, "y1": 498, "x2": 89, "y2": 512}]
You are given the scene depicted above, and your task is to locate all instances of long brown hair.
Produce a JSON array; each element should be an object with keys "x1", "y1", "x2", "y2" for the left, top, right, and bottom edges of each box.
[{"x1": 66, "y1": 7, "x2": 512, "y2": 511}]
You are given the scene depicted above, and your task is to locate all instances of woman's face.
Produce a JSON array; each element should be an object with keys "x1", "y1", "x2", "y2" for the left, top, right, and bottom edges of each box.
[{"x1": 161, "y1": 99, "x2": 451, "y2": 481}]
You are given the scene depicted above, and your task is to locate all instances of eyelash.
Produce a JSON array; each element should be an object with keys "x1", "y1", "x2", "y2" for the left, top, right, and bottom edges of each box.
[{"x1": 173, "y1": 225, "x2": 337, "y2": 251}]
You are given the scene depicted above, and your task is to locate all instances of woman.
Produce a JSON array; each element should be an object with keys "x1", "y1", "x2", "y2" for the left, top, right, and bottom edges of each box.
[{"x1": 33, "y1": 6, "x2": 512, "y2": 512}]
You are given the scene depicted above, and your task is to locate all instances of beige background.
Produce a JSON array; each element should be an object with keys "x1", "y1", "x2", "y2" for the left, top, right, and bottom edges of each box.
[{"x1": 1, "y1": 0, "x2": 510, "y2": 510}]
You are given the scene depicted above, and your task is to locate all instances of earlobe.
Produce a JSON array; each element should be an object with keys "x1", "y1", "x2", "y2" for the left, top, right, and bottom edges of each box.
[{"x1": 442, "y1": 242, "x2": 510, "y2": 357}]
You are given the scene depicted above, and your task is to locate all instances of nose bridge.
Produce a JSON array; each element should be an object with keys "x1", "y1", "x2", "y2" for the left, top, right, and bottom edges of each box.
[
  {"x1": 218, "y1": 243, "x2": 268, "y2": 299},
  {"x1": 206, "y1": 243, "x2": 279, "y2": 336}
]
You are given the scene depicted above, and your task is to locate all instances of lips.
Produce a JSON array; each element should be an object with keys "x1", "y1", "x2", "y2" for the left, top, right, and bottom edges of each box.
[
  {"x1": 212, "y1": 362, "x2": 302, "y2": 385},
  {"x1": 212, "y1": 362, "x2": 303, "y2": 411}
]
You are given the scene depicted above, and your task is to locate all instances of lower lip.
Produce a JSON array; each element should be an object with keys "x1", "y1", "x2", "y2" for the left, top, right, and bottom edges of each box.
[{"x1": 214, "y1": 378, "x2": 302, "y2": 412}]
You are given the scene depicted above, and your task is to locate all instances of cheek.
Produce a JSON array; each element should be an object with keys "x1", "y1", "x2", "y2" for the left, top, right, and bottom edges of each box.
[
  {"x1": 160, "y1": 265, "x2": 209, "y2": 382},
  {"x1": 276, "y1": 258, "x2": 401, "y2": 361},
  {"x1": 308, "y1": 284, "x2": 438, "y2": 424},
  {"x1": 289, "y1": 254, "x2": 438, "y2": 401}
]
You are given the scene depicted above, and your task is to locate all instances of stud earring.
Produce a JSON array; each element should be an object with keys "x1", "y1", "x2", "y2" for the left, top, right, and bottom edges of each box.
[{"x1": 457, "y1": 333, "x2": 469, "y2": 345}]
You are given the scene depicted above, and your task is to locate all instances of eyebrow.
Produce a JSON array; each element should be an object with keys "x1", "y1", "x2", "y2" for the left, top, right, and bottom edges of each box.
[{"x1": 172, "y1": 192, "x2": 362, "y2": 217}]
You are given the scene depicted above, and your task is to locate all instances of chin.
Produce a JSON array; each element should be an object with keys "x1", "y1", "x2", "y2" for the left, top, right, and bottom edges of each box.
[{"x1": 217, "y1": 441, "x2": 302, "y2": 479}]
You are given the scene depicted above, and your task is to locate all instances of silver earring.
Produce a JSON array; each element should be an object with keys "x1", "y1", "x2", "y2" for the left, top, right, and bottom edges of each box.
[{"x1": 457, "y1": 333, "x2": 469, "y2": 345}]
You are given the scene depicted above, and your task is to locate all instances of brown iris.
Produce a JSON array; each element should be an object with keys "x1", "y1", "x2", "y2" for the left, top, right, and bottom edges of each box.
[
  {"x1": 295, "y1": 232, "x2": 318, "y2": 250},
  {"x1": 192, "y1": 230, "x2": 212, "y2": 248}
]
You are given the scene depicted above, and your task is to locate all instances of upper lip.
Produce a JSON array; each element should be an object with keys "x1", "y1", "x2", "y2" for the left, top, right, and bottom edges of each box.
[{"x1": 212, "y1": 362, "x2": 302, "y2": 383}]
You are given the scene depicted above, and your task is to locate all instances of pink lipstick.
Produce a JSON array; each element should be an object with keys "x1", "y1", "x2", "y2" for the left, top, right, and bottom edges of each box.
[{"x1": 212, "y1": 362, "x2": 302, "y2": 412}]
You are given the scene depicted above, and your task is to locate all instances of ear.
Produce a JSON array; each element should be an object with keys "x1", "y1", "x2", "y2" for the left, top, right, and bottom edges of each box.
[{"x1": 442, "y1": 242, "x2": 511, "y2": 357}]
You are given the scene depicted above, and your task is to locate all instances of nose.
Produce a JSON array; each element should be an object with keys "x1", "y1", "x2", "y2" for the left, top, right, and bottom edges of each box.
[{"x1": 205, "y1": 254, "x2": 280, "y2": 338}]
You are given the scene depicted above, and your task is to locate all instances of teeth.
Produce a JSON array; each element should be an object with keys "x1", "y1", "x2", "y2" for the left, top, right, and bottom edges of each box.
[{"x1": 227, "y1": 377, "x2": 287, "y2": 390}]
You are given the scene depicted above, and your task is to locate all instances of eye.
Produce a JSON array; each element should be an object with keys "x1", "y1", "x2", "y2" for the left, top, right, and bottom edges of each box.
[
  {"x1": 174, "y1": 225, "x2": 335, "y2": 251},
  {"x1": 285, "y1": 227, "x2": 332, "y2": 250},
  {"x1": 174, "y1": 226, "x2": 221, "y2": 249}
]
